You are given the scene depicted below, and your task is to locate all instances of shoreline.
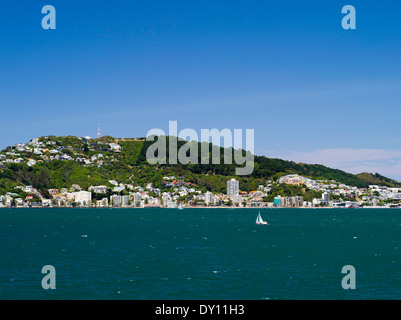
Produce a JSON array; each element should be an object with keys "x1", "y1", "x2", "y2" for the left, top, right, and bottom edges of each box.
[{"x1": 0, "y1": 206, "x2": 398, "y2": 209}]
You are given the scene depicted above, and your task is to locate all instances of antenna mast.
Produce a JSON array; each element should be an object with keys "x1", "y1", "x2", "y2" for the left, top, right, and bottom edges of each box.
[{"x1": 97, "y1": 121, "x2": 101, "y2": 139}]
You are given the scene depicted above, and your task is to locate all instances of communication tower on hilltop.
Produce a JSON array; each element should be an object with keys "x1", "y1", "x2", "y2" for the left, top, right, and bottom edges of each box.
[{"x1": 97, "y1": 121, "x2": 101, "y2": 139}]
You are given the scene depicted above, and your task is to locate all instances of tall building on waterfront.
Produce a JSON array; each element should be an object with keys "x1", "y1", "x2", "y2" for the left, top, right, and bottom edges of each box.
[
  {"x1": 162, "y1": 193, "x2": 173, "y2": 208},
  {"x1": 205, "y1": 191, "x2": 214, "y2": 205},
  {"x1": 227, "y1": 178, "x2": 239, "y2": 198},
  {"x1": 121, "y1": 195, "x2": 130, "y2": 207},
  {"x1": 110, "y1": 194, "x2": 122, "y2": 207},
  {"x1": 74, "y1": 191, "x2": 92, "y2": 206},
  {"x1": 132, "y1": 192, "x2": 142, "y2": 207},
  {"x1": 281, "y1": 196, "x2": 303, "y2": 208}
]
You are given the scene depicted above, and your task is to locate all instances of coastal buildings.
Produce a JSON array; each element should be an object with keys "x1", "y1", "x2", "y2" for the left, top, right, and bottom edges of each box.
[
  {"x1": 274, "y1": 196, "x2": 282, "y2": 206},
  {"x1": 121, "y1": 195, "x2": 130, "y2": 207},
  {"x1": 96, "y1": 198, "x2": 109, "y2": 207},
  {"x1": 0, "y1": 175, "x2": 400, "y2": 208},
  {"x1": 132, "y1": 192, "x2": 142, "y2": 207},
  {"x1": 273, "y1": 195, "x2": 303, "y2": 207},
  {"x1": 313, "y1": 192, "x2": 331, "y2": 206},
  {"x1": 74, "y1": 191, "x2": 92, "y2": 206},
  {"x1": 281, "y1": 196, "x2": 303, "y2": 208},
  {"x1": 227, "y1": 178, "x2": 242, "y2": 204},
  {"x1": 322, "y1": 192, "x2": 330, "y2": 202},
  {"x1": 162, "y1": 193, "x2": 173, "y2": 208},
  {"x1": 227, "y1": 178, "x2": 239, "y2": 198},
  {"x1": 110, "y1": 195, "x2": 122, "y2": 207},
  {"x1": 205, "y1": 191, "x2": 214, "y2": 205},
  {"x1": 1, "y1": 136, "x2": 401, "y2": 209}
]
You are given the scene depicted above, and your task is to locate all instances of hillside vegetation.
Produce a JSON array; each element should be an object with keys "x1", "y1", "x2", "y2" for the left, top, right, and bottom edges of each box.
[{"x1": 0, "y1": 135, "x2": 400, "y2": 197}]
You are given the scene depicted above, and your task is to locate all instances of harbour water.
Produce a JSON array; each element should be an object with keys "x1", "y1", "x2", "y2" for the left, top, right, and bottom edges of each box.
[{"x1": 0, "y1": 208, "x2": 400, "y2": 300}]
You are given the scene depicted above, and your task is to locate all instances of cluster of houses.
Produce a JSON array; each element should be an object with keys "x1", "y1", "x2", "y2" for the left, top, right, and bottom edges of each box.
[
  {"x1": 0, "y1": 137, "x2": 124, "y2": 169},
  {"x1": 271, "y1": 174, "x2": 401, "y2": 208}
]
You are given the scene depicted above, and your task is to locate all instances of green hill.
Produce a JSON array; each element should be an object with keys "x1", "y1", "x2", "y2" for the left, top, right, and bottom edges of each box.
[
  {"x1": 355, "y1": 172, "x2": 401, "y2": 187},
  {"x1": 0, "y1": 135, "x2": 400, "y2": 197}
]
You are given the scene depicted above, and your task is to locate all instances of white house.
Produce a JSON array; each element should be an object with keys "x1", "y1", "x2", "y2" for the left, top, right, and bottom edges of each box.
[
  {"x1": 109, "y1": 143, "x2": 122, "y2": 152},
  {"x1": 27, "y1": 160, "x2": 37, "y2": 167},
  {"x1": 89, "y1": 185, "x2": 109, "y2": 194}
]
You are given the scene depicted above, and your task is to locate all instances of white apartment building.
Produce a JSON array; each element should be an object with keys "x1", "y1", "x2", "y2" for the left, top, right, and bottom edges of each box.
[
  {"x1": 110, "y1": 194, "x2": 122, "y2": 207},
  {"x1": 205, "y1": 191, "x2": 214, "y2": 205},
  {"x1": 133, "y1": 192, "x2": 142, "y2": 206},
  {"x1": 227, "y1": 178, "x2": 239, "y2": 198},
  {"x1": 74, "y1": 191, "x2": 92, "y2": 206},
  {"x1": 322, "y1": 192, "x2": 330, "y2": 202},
  {"x1": 162, "y1": 193, "x2": 173, "y2": 208},
  {"x1": 121, "y1": 195, "x2": 131, "y2": 207}
]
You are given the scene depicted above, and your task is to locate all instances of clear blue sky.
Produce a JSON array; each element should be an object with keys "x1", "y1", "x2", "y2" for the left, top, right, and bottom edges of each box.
[{"x1": 2, "y1": 1, "x2": 401, "y2": 179}]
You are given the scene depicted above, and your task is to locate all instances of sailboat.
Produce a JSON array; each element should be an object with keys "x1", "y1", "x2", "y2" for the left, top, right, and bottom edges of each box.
[
  {"x1": 256, "y1": 211, "x2": 268, "y2": 225},
  {"x1": 178, "y1": 203, "x2": 183, "y2": 210}
]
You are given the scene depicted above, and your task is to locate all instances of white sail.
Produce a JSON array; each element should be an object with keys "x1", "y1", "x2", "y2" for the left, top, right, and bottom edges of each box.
[{"x1": 256, "y1": 211, "x2": 268, "y2": 225}]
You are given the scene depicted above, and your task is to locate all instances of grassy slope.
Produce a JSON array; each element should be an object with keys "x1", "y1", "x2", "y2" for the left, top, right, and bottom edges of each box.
[{"x1": 356, "y1": 172, "x2": 401, "y2": 187}]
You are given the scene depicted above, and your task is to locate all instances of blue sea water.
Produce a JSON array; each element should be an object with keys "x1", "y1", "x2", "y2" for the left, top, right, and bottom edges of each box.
[{"x1": 0, "y1": 208, "x2": 400, "y2": 300}]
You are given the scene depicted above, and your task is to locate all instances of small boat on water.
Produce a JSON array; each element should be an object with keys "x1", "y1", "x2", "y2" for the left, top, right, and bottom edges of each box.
[
  {"x1": 178, "y1": 203, "x2": 183, "y2": 210},
  {"x1": 256, "y1": 211, "x2": 268, "y2": 225}
]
